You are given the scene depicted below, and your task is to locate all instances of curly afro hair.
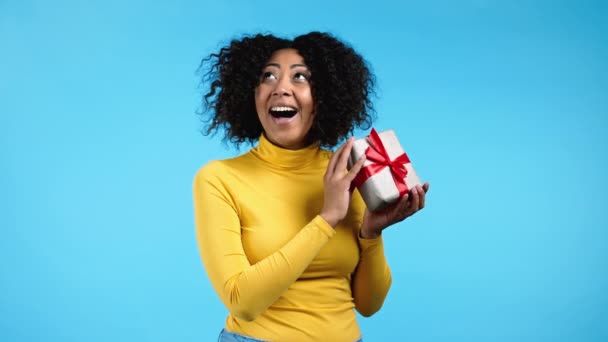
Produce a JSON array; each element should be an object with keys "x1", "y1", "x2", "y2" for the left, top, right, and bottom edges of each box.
[{"x1": 198, "y1": 31, "x2": 376, "y2": 148}]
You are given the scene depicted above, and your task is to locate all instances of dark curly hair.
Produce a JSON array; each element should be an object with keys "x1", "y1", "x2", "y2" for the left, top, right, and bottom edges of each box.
[{"x1": 198, "y1": 31, "x2": 376, "y2": 148}]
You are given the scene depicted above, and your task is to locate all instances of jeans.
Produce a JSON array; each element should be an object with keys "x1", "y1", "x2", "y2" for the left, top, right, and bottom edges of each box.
[{"x1": 217, "y1": 329, "x2": 363, "y2": 342}]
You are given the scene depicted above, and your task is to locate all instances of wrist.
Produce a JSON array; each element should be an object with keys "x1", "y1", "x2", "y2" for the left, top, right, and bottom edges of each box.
[
  {"x1": 359, "y1": 225, "x2": 381, "y2": 239},
  {"x1": 320, "y1": 211, "x2": 340, "y2": 228}
]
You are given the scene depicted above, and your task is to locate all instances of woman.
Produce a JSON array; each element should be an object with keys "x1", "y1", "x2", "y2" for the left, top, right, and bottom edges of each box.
[{"x1": 193, "y1": 32, "x2": 429, "y2": 342}]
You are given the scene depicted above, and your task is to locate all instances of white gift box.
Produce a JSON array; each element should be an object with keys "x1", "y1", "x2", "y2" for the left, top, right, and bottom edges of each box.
[{"x1": 348, "y1": 129, "x2": 422, "y2": 212}]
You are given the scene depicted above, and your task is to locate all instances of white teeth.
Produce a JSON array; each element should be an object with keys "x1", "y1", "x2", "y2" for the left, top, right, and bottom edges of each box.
[{"x1": 270, "y1": 106, "x2": 297, "y2": 111}]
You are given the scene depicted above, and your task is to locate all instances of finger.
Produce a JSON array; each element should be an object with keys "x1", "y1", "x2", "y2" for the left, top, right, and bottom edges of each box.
[
  {"x1": 393, "y1": 193, "x2": 410, "y2": 219},
  {"x1": 335, "y1": 137, "x2": 355, "y2": 175},
  {"x1": 346, "y1": 153, "x2": 366, "y2": 182},
  {"x1": 384, "y1": 194, "x2": 410, "y2": 224},
  {"x1": 326, "y1": 138, "x2": 350, "y2": 177},
  {"x1": 418, "y1": 185, "x2": 426, "y2": 209},
  {"x1": 422, "y1": 182, "x2": 430, "y2": 193},
  {"x1": 408, "y1": 186, "x2": 420, "y2": 212}
]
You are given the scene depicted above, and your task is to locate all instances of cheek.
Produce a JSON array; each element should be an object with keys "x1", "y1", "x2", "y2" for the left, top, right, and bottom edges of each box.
[
  {"x1": 301, "y1": 89, "x2": 314, "y2": 113},
  {"x1": 254, "y1": 88, "x2": 265, "y2": 110}
]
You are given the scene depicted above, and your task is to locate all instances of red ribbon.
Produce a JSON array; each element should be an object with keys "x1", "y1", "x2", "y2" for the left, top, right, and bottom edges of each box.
[{"x1": 352, "y1": 128, "x2": 411, "y2": 198}]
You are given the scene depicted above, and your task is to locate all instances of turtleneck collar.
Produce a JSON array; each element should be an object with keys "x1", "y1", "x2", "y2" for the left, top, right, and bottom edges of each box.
[{"x1": 250, "y1": 133, "x2": 322, "y2": 170}]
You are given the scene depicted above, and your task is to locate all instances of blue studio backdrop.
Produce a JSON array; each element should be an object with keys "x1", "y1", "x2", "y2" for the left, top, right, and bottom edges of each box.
[{"x1": 1, "y1": 0, "x2": 607, "y2": 341}]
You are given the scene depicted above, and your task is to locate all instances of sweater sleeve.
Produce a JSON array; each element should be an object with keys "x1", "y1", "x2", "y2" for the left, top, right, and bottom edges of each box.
[
  {"x1": 193, "y1": 163, "x2": 335, "y2": 322},
  {"x1": 351, "y1": 234, "x2": 392, "y2": 316}
]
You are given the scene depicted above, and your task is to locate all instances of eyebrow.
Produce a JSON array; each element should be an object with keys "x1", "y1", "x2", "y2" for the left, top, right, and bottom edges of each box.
[{"x1": 264, "y1": 63, "x2": 309, "y2": 69}]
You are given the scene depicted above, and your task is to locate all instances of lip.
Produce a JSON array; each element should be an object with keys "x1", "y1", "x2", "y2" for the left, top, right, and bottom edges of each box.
[
  {"x1": 267, "y1": 102, "x2": 299, "y2": 125},
  {"x1": 268, "y1": 102, "x2": 299, "y2": 112},
  {"x1": 270, "y1": 111, "x2": 299, "y2": 125}
]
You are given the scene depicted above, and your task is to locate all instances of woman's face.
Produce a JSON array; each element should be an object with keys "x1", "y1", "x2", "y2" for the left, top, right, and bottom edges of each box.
[{"x1": 255, "y1": 48, "x2": 315, "y2": 150}]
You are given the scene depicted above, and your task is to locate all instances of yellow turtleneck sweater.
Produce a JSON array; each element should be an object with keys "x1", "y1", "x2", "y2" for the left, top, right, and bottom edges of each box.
[{"x1": 193, "y1": 134, "x2": 392, "y2": 342}]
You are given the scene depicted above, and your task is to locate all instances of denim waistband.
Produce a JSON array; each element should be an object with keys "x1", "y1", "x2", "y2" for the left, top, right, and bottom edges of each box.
[{"x1": 217, "y1": 329, "x2": 362, "y2": 342}]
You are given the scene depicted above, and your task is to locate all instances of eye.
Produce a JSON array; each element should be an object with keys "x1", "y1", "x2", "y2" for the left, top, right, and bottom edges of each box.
[
  {"x1": 294, "y1": 72, "x2": 309, "y2": 81},
  {"x1": 262, "y1": 71, "x2": 276, "y2": 81}
]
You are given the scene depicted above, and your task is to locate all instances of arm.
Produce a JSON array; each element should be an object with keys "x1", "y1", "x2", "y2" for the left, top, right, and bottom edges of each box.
[
  {"x1": 193, "y1": 164, "x2": 335, "y2": 322},
  {"x1": 351, "y1": 234, "x2": 392, "y2": 317},
  {"x1": 351, "y1": 183, "x2": 430, "y2": 316}
]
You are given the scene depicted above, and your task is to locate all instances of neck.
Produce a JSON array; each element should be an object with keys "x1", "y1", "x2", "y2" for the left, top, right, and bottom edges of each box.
[{"x1": 250, "y1": 133, "x2": 322, "y2": 170}]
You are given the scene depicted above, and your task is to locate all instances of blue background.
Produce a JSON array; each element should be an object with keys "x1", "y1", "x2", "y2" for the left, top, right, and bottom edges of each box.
[{"x1": 1, "y1": 0, "x2": 607, "y2": 341}]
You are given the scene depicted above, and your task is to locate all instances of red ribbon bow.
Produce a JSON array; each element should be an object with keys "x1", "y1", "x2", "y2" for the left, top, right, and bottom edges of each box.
[{"x1": 352, "y1": 128, "x2": 411, "y2": 198}]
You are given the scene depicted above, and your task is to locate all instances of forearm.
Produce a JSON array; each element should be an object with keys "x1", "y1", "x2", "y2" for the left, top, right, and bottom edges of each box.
[
  {"x1": 194, "y1": 165, "x2": 338, "y2": 321},
  {"x1": 204, "y1": 215, "x2": 334, "y2": 321},
  {"x1": 352, "y1": 234, "x2": 392, "y2": 317}
]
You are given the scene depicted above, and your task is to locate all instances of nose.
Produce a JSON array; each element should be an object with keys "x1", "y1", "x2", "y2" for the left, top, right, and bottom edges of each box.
[{"x1": 272, "y1": 76, "x2": 292, "y2": 97}]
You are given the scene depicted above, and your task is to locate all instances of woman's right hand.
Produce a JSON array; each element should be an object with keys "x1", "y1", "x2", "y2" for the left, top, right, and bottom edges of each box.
[{"x1": 320, "y1": 137, "x2": 367, "y2": 227}]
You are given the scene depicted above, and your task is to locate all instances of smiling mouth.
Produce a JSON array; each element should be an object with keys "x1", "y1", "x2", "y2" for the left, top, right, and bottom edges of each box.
[{"x1": 269, "y1": 106, "x2": 298, "y2": 119}]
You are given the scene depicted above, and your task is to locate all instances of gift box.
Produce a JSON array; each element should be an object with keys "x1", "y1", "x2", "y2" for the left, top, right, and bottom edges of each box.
[{"x1": 348, "y1": 128, "x2": 422, "y2": 212}]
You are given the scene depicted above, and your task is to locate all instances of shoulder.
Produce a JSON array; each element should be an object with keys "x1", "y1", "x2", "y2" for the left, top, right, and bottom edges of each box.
[
  {"x1": 193, "y1": 152, "x2": 253, "y2": 184},
  {"x1": 195, "y1": 159, "x2": 227, "y2": 179}
]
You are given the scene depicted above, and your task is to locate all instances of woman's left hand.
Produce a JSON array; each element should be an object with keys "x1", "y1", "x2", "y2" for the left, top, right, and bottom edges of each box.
[{"x1": 359, "y1": 183, "x2": 430, "y2": 239}]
